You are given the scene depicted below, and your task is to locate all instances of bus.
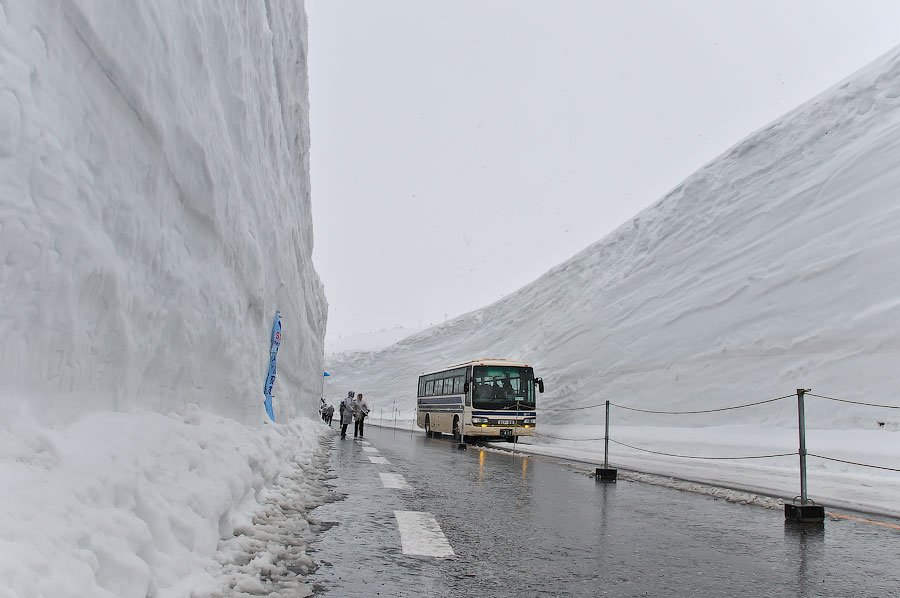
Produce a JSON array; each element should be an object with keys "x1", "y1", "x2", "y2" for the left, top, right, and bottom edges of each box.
[{"x1": 416, "y1": 358, "x2": 544, "y2": 442}]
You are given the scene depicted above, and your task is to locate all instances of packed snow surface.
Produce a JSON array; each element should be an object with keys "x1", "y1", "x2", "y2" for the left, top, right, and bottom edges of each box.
[
  {"x1": 1, "y1": 1, "x2": 328, "y2": 596},
  {"x1": 0, "y1": 407, "x2": 330, "y2": 598},
  {"x1": 330, "y1": 46, "x2": 900, "y2": 515},
  {"x1": 0, "y1": 0, "x2": 325, "y2": 423}
]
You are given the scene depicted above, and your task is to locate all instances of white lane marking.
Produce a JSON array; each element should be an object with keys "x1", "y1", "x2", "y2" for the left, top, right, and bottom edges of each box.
[
  {"x1": 362, "y1": 447, "x2": 379, "y2": 453},
  {"x1": 369, "y1": 456, "x2": 389, "y2": 464},
  {"x1": 379, "y1": 472, "x2": 410, "y2": 489},
  {"x1": 360, "y1": 440, "x2": 371, "y2": 445},
  {"x1": 394, "y1": 511, "x2": 455, "y2": 557}
]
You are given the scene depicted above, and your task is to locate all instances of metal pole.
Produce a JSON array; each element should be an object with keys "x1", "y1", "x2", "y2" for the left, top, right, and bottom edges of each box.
[
  {"x1": 797, "y1": 388, "x2": 809, "y2": 505},
  {"x1": 604, "y1": 400, "x2": 610, "y2": 469}
]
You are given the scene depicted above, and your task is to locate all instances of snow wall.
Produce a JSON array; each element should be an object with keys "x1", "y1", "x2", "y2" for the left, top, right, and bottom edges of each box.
[
  {"x1": 0, "y1": 1, "x2": 326, "y2": 424},
  {"x1": 329, "y1": 46, "x2": 900, "y2": 430}
]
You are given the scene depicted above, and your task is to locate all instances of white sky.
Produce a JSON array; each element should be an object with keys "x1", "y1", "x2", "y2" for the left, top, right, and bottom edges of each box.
[{"x1": 307, "y1": 0, "x2": 900, "y2": 349}]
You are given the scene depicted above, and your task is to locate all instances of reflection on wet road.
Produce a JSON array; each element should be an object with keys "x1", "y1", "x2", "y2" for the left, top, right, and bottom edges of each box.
[{"x1": 310, "y1": 426, "x2": 900, "y2": 597}]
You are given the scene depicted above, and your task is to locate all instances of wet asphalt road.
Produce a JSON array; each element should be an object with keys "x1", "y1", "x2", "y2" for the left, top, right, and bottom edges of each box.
[{"x1": 309, "y1": 425, "x2": 900, "y2": 597}]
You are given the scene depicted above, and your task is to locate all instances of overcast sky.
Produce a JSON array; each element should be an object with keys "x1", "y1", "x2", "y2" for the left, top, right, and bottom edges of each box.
[{"x1": 306, "y1": 1, "x2": 900, "y2": 350}]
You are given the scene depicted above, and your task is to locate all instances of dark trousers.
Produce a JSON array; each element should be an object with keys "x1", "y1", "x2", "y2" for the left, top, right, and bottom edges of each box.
[
  {"x1": 354, "y1": 418, "x2": 365, "y2": 437},
  {"x1": 341, "y1": 423, "x2": 349, "y2": 437}
]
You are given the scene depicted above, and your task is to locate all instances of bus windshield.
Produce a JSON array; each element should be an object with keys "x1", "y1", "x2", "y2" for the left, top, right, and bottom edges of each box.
[{"x1": 472, "y1": 366, "x2": 535, "y2": 410}]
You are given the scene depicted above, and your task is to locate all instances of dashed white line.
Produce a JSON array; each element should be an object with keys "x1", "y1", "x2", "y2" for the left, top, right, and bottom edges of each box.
[
  {"x1": 394, "y1": 511, "x2": 455, "y2": 557},
  {"x1": 368, "y1": 456, "x2": 389, "y2": 464},
  {"x1": 378, "y1": 472, "x2": 410, "y2": 489},
  {"x1": 362, "y1": 447, "x2": 379, "y2": 453}
]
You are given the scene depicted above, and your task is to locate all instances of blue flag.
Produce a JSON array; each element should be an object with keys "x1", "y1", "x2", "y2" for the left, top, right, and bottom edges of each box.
[
  {"x1": 323, "y1": 371, "x2": 331, "y2": 377},
  {"x1": 263, "y1": 311, "x2": 282, "y2": 422}
]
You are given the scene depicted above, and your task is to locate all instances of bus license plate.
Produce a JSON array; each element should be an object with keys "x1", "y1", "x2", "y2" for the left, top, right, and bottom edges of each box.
[
  {"x1": 498, "y1": 420, "x2": 514, "y2": 425},
  {"x1": 500, "y1": 429, "x2": 512, "y2": 436}
]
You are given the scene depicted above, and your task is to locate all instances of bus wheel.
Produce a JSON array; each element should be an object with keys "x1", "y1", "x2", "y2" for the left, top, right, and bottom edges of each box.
[
  {"x1": 452, "y1": 416, "x2": 461, "y2": 441},
  {"x1": 425, "y1": 415, "x2": 433, "y2": 438}
]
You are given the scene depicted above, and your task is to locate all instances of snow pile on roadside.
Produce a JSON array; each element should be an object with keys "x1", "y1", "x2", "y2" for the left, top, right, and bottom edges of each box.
[
  {"x1": 0, "y1": 406, "x2": 326, "y2": 598},
  {"x1": 0, "y1": 0, "x2": 325, "y2": 425},
  {"x1": 212, "y1": 437, "x2": 337, "y2": 598},
  {"x1": 328, "y1": 44, "x2": 900, "y2": 430},
  {"x1": 0, "y1": 1, "x2": 328, "y2": 595},
  {"x1": 332, "y1": 45, "x2": 900, "y2": 514}
]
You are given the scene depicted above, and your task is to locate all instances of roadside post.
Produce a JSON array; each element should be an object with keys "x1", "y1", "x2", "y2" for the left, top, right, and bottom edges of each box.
[
  {"x1": 785, "y1": 388, "x2": 825, "y2": 523},
  {"x1": 596, "y1": 400, "x2": 617, "y2": 482}
]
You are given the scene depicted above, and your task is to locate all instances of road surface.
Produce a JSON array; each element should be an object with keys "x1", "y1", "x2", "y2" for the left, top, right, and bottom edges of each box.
[{"x1": 309, "y1": 425, "x2": 900, "y2": 597}]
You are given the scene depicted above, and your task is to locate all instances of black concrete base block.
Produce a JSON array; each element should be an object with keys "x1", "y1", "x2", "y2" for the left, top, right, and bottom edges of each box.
[
  {"x1": 784, "y1": 503, "x2": 825, "y2": 523},
  {"x1": 456, "y1": 443, "x2": 467, "y2": 450},
  {"x1": 596, "y1": 468, "x2": 617, "y2": 482}
]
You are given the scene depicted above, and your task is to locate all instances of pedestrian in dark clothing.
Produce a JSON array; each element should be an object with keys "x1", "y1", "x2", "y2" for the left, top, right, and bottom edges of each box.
[
  {"x1": 353, "y1": 393, "x2": 370, "y2": 438},
  {"x1": 339, "y1": 391, "x2": 355, "y2": 438},
  {"x1": 324, "y1": 405, "x2": 335, "y2": 426}
]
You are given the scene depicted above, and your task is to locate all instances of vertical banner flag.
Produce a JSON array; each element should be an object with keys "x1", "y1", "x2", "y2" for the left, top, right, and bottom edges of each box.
[{"x1": 263, "y1": 311, "x2": 282, "y2": 422}]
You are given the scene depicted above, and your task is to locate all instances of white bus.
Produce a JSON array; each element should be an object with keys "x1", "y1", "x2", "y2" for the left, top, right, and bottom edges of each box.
[{"x1": 416, "y1": 358, "x2": 544, "y2": 442}]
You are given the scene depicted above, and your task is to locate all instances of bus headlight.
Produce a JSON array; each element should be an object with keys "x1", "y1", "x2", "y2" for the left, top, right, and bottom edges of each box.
[
  {"x1": 471, "y1": 416, "x2": 489, "y2": 425},
  {"x1": 523, "y1": 418, "x2": 536, "y2": 425}
]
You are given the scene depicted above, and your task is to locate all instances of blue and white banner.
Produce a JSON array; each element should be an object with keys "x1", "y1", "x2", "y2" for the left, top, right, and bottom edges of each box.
[{"x1": 263, "y1": 311, "x2": 282, "y2": 422}]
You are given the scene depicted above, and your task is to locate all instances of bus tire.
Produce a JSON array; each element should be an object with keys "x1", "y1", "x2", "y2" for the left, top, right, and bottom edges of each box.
[
  {"x1": 452, "y1": 416, "x2": 461, "y2": 442},
  {"x1": 424, "y1": 415, "x2": 433, "y2": 438}
]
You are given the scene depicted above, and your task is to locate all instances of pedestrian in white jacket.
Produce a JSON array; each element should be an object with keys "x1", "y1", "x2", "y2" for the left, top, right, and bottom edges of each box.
[
  {"x1": 353, "y1": 393, "x2": 370, "y2": 438},
  {"x1": 339, "y1": 391, "x2": 355, "y2": 439}
]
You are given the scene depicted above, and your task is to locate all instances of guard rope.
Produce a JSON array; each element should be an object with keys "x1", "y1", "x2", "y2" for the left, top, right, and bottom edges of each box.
[
  {"x1": 538, "y1": 402, "x2": 607, "y2": 412},
  {"x1": 534, "y1": 432, "x2": 795, "y2": 459},
  {"x1": 608, "y1": 393, "x2": 795, "y2": 415},
  {"x1": 807, "y1": 393, "x2": 900, "y2": 410},
  {"x1": 808, "y1": 454, "x2": 900, "y2": 473},
  {"x1": 607, "y1": 438, "x2": 795, "y2": 460},
  {"x1": 533, "y1": 432, "x2": 604, "y2": 441}
]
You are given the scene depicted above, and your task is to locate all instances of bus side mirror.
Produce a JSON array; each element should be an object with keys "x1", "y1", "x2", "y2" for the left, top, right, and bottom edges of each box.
[
  {"x1": 463, "y1": 380, "x2": 470, "y2": 394},
  {"x1": 536, "y1": 378, "x2": 544, "y2": 393}
]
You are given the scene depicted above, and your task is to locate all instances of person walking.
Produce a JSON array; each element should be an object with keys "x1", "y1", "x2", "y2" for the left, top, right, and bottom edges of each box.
[
  {"x1": 324, "y1": 404, "x2": 335, "y2": 427},
  {"x1": 353, "y1": 393, "x2": 370, "y2": 438},
  {"x1": 339, "y1": 391, "x2": 355, "y2": 439}
]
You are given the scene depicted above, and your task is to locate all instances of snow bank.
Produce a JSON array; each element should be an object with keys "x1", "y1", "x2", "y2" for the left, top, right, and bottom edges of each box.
[
  {"x1": 1, "y1": 1, "x2": 328, "y2": 595},
  {"x1": 0, "y1": 0, "x2": 325, "y2": 424},
  {"x1": 328, "y1": 44, "x2": 900, "y2": 429},
  {"x1": 330, "y1": 46, "x2": 900, "y2": 513},
  {"x1": 0, "y1": 406, "x2": 325, "y2": 598}
]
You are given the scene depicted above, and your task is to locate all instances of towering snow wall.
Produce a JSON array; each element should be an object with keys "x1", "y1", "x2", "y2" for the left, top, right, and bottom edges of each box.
[
  {"x1": 329, "y1": 46, "x2": 900, "y2": 429},
  {"x1": 0, "y1": 1, "x2": 326, "y2": 423}
]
